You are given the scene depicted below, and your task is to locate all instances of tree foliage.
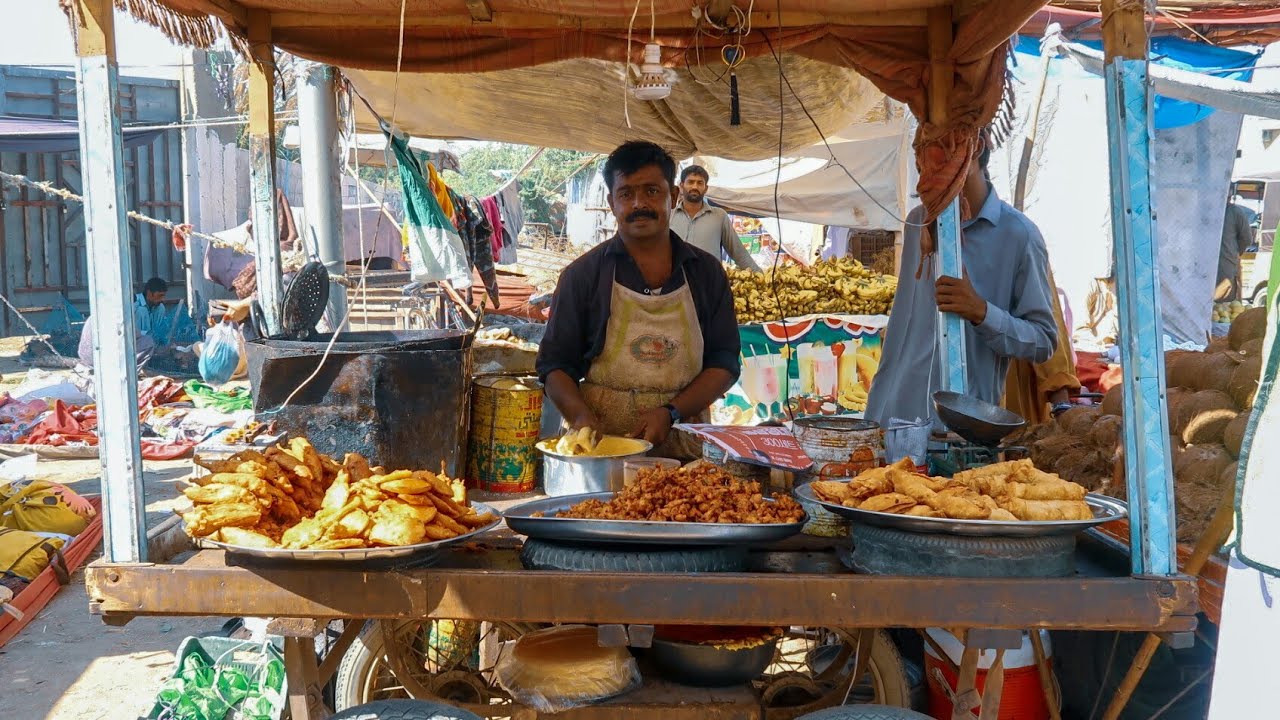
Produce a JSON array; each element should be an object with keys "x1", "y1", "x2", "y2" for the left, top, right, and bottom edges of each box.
[{"x1": 443, "y1": 144, "x2": 598, "y2": 230}]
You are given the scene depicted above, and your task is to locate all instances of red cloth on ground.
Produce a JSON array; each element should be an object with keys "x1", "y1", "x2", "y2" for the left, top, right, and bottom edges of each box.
[
  {"x1": 21, "y1": 401, "x2": 97, "y2": 447},
  {"x1": 140, "y1": 440, "x2": 195, "y2": 460}
]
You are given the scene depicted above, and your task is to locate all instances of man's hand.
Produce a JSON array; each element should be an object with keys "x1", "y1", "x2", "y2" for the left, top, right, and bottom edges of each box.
[
  {"x1": 935, "y1": 274, "x2": 987, "y2": 324},
  {"x1": 630, "y1": 407, "x2": 674, "y2": 446},
  {"x1": 569, "y1": 410, "x2": 602, "y2": 435}
]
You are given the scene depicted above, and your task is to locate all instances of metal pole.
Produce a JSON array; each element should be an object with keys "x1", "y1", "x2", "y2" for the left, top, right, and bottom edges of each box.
[
  {"x1": 1100, "y1": 0, "x2": 1176, "y2": 575},
  {"x1": 927, "y1": 6, "x2": 967, "y2": 395},
  {"x1": 72, "y1": 0, "x2": 146, "y2": 563},
  {"x1": 247, "y1": 10, "x2": 284, "y2": 335},
  {"x1": 296, "y1": 61, "x2": 347, "y2": 329}
]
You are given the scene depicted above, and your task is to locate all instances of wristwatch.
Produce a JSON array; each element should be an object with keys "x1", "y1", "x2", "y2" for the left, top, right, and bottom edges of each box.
[{"x1": 662, "y1": 403, "x2": 682, "y2": 425}]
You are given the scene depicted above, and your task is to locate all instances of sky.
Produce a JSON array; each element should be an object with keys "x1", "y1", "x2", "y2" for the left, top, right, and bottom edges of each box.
[{"x1": 1, "y1": 1, "x2": 186, "y2": 79}]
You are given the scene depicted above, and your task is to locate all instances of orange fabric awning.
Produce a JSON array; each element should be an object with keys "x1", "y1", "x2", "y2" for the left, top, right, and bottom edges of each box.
[{"x1": 86, "y1": 0, "x2": 1050, "y2": 219}]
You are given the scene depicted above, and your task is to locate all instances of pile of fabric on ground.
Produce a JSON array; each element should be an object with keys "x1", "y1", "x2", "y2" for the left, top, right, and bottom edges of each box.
[{"x1": 0, "y1": 371, "x2": 257, "y2": 460}]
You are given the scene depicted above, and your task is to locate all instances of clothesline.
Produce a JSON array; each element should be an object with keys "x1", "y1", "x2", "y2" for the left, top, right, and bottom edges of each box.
[{"x1": 0, "y1": 170, "x2": 356, "y2": 288}]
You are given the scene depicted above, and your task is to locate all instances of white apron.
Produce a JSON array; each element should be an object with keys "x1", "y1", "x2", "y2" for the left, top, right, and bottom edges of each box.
[{"x1": 579, "y1": 270, "x2": 705, "y2": 460}]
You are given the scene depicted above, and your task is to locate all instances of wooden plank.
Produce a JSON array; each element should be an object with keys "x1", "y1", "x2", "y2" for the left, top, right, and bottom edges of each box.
[
  {"x1": 268, "y1": 8, "x2": 931, "y2": 31},
  {"x1": 247, "y1": 9, "x2": 284, "y2": 335},
  {"x1": 1100, "y1": 0, "x2": 1176, "y2": 576},
  {"x1": 72, "y1": 0, "x2": 147, "y2": 563},
  {"x1": 463, "y1": 0, "x2": 493, "y2": 22},
  {"x1": 85, "y1": 552, "x2": 1200, "y2": 632}
]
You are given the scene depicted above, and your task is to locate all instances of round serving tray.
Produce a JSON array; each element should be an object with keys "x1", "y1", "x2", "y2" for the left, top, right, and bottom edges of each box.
[
  {"x1": 195, "y1": 501, "x2": 502, "y2": 561},
  {"x1": 792, "y1": 485, "x2": 1126, "y2": 538},
  {"x1": 502, "y1": 492, "x2": 807, "y2": 546}
]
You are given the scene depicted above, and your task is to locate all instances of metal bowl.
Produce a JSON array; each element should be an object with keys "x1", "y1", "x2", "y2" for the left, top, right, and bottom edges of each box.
[
  {"x1": 932, "y1": 391, "x2": 1025, "y2": 447},
  {"x1": 649, "y1": 636, "x2": 779, "y2": 687},
  {"x1": 537, "y1": 439, "x2": 653, "y2": 496}
]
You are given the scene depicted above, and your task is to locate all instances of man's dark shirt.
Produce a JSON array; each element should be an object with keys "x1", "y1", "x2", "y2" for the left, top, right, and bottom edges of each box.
[{"x1": 536, "y1": 231, "x2": 741, "y2": 385}]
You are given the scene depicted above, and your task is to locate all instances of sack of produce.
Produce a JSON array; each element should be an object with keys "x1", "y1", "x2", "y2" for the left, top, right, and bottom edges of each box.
[
  {"x1": 0, "y1": 479, "x2": 95, "y2": 536},
  {"x1": 0, "y1": 527, "x2": 66, "y2": 581},
  {"x1": 495, "y1": 625, "x2": 641, "y2": 713},
  {"x1": 198, "y1": 320, "x2": 246, "y2": 386}
]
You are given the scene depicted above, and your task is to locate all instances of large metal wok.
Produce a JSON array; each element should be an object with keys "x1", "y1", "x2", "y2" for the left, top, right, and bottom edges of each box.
[{"x1": 932, "y1": 391, "x2": 1026, "y2": 447}]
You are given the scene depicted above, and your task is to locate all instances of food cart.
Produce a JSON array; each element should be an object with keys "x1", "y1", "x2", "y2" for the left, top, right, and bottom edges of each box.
[{"x1": 67, "y1": 0, "x2": 1221, "y2": 718}]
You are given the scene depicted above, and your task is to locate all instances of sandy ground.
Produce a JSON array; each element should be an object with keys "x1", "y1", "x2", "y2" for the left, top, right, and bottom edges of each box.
[{"x1": 0, "y1": 336, "x2": 226, "y2": 720}]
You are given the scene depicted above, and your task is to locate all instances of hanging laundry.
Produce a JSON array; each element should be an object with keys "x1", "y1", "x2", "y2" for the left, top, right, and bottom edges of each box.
[
  {"x1": 427, "y1": 162, "x2": 456, "y2": 221},
  {"x1": 450, "y1": 190, "x2": 501, "y2": 308},
  {"x1": 480, "y1": 195, "x2": 506, "y2": 263},
  {"x1": 387, "y1": 132, "x2": 472, "y2": 288},
  {"x1": 495, "y1": 182, "x2": 524, "y2": 264}
]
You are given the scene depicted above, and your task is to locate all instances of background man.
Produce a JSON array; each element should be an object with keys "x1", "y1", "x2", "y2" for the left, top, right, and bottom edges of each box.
[{"x1": 670, "y1": 165, "x2": 761, "y2": 271}]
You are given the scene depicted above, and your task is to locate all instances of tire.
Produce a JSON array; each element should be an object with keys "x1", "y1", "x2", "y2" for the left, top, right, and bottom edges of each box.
[
  {"x1": 851, "y1": 524, "x2": 1075, "y2": 578},
  {"x1": 763, "y1": 628, "x2": 912, "y2": 713},
  {"x1": 520, "y1": 539, "x2": 749, "y2": 572},
  {"x1": 796, "y1": 707, "x2": 933, "y2": 720},
  {"x1": 334, "y1": 621, "x2": 396, "y2": 711},
  {"x1": 330, "y1": 699, "x2": 483, "y2": 720}
]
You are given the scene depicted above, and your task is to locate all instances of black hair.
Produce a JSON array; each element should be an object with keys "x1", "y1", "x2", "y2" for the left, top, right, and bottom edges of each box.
[
  {"x1": 603, "y1": 140, "x2": 677, "y2": 192},
  {"x1": 144, "y1": 277, "x2": 168, "y2": 294},
  {"x1": 977, "y1": 137, "x2": 992, "y2": 173},
  {"x1": 680, "y1": 164, "x2": 710, "y2": 183}
]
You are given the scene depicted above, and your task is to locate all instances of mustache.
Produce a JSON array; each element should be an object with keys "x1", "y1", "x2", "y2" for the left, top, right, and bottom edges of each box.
[{"x1": 625, "y1": 209, "x2": 659, "y2": 222}]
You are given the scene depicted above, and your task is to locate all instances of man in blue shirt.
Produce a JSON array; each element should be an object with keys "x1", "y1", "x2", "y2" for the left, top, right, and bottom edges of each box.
[{"x1": 865, "y1": 136, "x2": 1058, "y2": 427}]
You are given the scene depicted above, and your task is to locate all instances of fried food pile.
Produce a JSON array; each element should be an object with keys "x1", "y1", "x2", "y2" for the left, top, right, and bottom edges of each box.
[
  {"x1": 728, "y1": 257, "x2": 898, "y2": 323},
  {"x1": 811, "y1": 458, "x2": 1094, "y2": 522},
  {"x1": 179, "y1": 438, "x2": 496, "y2": 550},
  {"x1": 554, "y1": 465, "x2": 806, "y2": 524}
]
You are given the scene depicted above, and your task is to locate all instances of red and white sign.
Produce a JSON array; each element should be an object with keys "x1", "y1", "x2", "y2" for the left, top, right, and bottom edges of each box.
[{"x1": 676, "y1": 424, "x2": 813, "y2": 472}]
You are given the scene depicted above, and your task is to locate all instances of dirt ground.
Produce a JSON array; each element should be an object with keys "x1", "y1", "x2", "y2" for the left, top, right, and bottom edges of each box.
[{"x1": 0, "y1": 336, "x2": 226, "y2": 720}]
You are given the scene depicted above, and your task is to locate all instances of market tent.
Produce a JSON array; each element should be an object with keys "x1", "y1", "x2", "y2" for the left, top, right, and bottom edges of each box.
[
  {"x1": 280, "y1": 125, "x2": 462, "y2": 171},
  {"x1": 102, "y1": 0, "x2": 1050, "y2": 221},
  {"x1": 699, "y1": 104, "x2": 911, "y2": 229}
]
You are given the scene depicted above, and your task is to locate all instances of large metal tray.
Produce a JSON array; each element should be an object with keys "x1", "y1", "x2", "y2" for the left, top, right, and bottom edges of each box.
[
  {"x1": 793, "y1": 485, "x2": 1126, "y2": 537},
  {"x1": 196, "y1": 502, "x2": 502, "y2": 561},
  {"x1": 503, "y1": 492, "x2": 807, "y2": 546}
]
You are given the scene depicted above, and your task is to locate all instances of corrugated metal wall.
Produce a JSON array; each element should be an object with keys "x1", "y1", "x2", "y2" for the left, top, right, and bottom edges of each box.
[{"x1": 0, "y1": 66, "x2": 184, "y2": 336}]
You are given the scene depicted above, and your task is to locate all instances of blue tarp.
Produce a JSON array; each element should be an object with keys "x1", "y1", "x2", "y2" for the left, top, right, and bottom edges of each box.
[{"x1": 1014, "y1": 35, "x2": 1261, "y2": 129}]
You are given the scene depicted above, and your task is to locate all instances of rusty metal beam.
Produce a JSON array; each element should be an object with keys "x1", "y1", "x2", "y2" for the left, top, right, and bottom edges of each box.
[{"x1": 86, "y1": 551, "x2": 1199, "y2": 632}]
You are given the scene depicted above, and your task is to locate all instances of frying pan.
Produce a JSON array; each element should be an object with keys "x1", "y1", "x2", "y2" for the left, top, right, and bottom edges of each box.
[{"x1": 932, "y1": 391, "x2": 1026, "y2": 447}]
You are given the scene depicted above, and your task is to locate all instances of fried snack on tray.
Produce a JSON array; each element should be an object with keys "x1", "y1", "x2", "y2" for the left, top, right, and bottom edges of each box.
[
  {"x1": 180, "y1": 439, "x2": 496, "y2": 550},
  {"x1": 555, "y1": 464, "x2": 805, "y2": 524},
  {"x1": 824, "y1": 459, "x2": 1096, "y2": 522}
]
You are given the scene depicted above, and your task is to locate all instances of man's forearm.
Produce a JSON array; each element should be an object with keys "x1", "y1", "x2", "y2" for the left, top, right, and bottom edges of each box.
[
  {"x1": 668, "y1": 368, "x2": 735, "y2": 420},
  {"x1": 545, "y1": 370, "x2": 592, "y2": 425}
]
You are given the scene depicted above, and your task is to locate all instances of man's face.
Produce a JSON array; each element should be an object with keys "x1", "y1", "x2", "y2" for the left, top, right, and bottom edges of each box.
[
  {"x1": 145, "y1": 289, "x2": 166, "y2": 307},
  {"x1": 608, "y1": 164, "x2": 679, "y2": 243},
  {"x1": 680, "y1": 173, "x2": 708, "y2": 204}
]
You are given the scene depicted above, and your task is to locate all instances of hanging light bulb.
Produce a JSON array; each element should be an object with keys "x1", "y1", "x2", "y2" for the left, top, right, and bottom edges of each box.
[{"x1": 631, "y1": 42, "x2": 671, "y2": 101}]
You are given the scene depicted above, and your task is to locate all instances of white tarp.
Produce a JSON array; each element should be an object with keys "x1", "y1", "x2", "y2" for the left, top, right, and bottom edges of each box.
[
  {"x1": 700, "y1": 110, "x2": 910, "y2": 230},
  {"x1": 987, "y1": 41, "x2": 1245, "y2": 344}
]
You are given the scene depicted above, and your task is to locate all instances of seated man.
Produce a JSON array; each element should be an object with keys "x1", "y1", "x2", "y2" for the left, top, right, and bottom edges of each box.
[{"x1": 78, "y1": 277, "x2": 170, "y2": 369}]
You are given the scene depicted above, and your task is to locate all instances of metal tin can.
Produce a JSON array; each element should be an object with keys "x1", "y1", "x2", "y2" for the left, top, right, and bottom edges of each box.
[
  {"x1": 792, "y1": 416, "x2": 884, "y2": 536},
  {"x1": 467, "y1": 375, "x2": 543, "y2": 492}
]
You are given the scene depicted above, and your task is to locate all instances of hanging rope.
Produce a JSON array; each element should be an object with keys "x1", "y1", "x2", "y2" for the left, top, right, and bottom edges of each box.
[{"x1": 0, "y1": 169, "x2": 355, "y2": 287}]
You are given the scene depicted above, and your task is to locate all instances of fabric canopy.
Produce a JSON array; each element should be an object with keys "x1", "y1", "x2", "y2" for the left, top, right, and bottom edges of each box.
[
  {"x1": 702, "y1": 108, "x2": 911, "y2": 229},
  {"x1": 105, "y1": 0, "x2": 1050, "y2": 220},
  {"x1": 344, "y1": 54, "x2": 884, "y2": 161},
  {"x1": 0, "y1": 116, "x2": 164, "y2": 153}
]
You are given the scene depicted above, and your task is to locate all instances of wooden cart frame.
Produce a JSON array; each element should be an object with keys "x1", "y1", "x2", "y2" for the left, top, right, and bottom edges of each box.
[{"x1": 65, "y1": 0, "x2": 1216, "y2": 717}]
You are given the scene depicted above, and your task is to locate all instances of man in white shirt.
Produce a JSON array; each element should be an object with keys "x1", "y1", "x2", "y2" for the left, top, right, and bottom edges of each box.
[{"x1": 669, "y1": 165, "x2": 761, "y2": 271}]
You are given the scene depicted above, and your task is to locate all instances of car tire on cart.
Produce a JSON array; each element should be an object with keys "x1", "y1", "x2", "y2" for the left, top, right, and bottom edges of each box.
[
  {"x1": 794, "y1": 705, "x2": 933, "y2": 719},
  {"x1": 330, "y1": 698, "x2": 483, "y2": 720},
  {"x1": 520, "y1": 539, "x2": 749, "y2": 572}
]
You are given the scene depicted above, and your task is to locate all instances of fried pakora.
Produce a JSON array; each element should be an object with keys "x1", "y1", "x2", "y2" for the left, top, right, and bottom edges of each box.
[{"x1": 557, "y1": 465, "x2": 805, "y2": 524}]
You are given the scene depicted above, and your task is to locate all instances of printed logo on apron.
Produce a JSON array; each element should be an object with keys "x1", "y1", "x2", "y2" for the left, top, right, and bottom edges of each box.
[{"x1": 630, "y1": 334, "x2": 680, "y2": 364}]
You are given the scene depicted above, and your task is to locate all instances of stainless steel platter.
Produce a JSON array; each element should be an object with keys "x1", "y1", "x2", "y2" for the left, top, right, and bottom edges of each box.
[
  {"x1": 503, "y1": 492, "x2": 808, "y2": 546},
  {"x1": 196, "y1": 502, "x2": 502, "y2": 562},
  {"x1": 793, "y1": 485, "x2": 1126, "y2": 538}
]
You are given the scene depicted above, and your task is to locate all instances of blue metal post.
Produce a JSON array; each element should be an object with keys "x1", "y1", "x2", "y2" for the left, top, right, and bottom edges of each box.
[
  {"x1": 72, "y1": 0, "x2": 146, "y2": 563},
  {"x1": 1102, "y1": 20, "x2": 1176, "y2": 575},
  {"x1": 936, "y1": 199, "x2": 967, "y2": 394}
]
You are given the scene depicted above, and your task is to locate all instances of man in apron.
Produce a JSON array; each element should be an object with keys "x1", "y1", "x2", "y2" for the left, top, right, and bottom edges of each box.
[{"x1": 536, "y1": 141, "x2": 741, "y2": 459}]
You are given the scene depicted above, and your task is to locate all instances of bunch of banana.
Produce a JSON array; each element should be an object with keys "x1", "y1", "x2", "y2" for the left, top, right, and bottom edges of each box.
[{"x1": 728, "y1": 258, "x2": 897, "y2": 323}]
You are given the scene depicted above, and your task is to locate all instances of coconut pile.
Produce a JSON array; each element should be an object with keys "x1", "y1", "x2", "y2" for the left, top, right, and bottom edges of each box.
[{"x1": 1010, "y1": 306, "x2": 1268, "y2": 545}]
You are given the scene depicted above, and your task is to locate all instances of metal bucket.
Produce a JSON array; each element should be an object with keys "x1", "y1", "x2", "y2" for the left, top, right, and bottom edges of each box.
[
  {"x1": 245, "y1": 329, "x2": 471, "y2": 474},
  {"x1": 467, "y1": 375, "x2": 543, "y2": 493},
  {"x1": 792, "y1": 416, "x2": 884, "y2": 537},
  {"x1": 538, "y1": 440, "x2": 653, "y2": 496}
]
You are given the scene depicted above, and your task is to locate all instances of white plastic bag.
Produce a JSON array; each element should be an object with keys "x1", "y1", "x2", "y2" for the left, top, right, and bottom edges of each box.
[{"x1": 199, "y1": 320, "x2": 246, "y2": 386}]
